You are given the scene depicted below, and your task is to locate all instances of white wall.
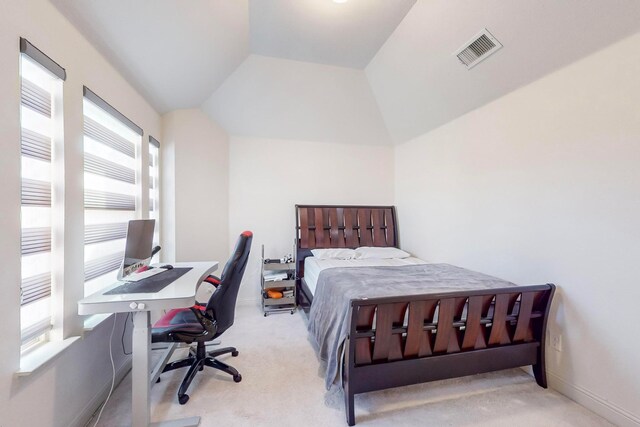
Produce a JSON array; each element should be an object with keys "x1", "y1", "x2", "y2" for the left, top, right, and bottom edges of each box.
[
  {"x1": 0, "y1": 1, "x2": 161, "y2": 425},
  {"x1": 202, "y1": 54, "x2": 392, "y2": 145},
  {"x1": 395, "y1": 32, "x2": 640, "y2": 426},
  {"x1": 201, "y1": 53, "x2": 397, "y2": 304},
  {"x1": 229, "y1": 136, "x2": 395, "y2": 303},
  {"x1": 161, "y1": 109, "x2": 230, "y2": 265}
]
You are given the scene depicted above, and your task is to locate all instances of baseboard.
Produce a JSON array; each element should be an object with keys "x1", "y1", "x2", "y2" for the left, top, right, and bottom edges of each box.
[
  {"x1": 70, "y1": 356, "x2": 132, "y2": 427},
  {"x1": 547, "y1": 370, "x2": 640, "y2": 426}
]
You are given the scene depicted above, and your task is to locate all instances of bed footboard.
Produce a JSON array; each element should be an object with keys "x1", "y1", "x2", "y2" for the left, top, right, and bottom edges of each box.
[{"x1": 342, "y1": 284, "x2": 555, "y2": 426}]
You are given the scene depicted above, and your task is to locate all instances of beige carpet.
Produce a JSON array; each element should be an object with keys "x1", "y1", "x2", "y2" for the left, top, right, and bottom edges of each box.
[{"x1": 91, "y1": 304, "x2": 611, "y2": 427}]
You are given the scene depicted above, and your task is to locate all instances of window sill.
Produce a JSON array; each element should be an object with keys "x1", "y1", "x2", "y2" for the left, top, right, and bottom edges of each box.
[
  {"x1": 17, "y1": 336, "x2": 81, "y2": 376},
  {"x1": 83, "y1": 313, "x2": 114, "y2": 332}
]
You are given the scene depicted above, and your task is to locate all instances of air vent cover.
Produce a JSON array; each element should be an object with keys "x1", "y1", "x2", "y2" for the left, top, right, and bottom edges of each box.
[{"x1": 455, "y1": 29, "x2": 502, "y2": 69}]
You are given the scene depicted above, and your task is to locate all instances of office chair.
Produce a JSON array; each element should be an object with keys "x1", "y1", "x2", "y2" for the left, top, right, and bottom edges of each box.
[{"x1": 151, "y1": 231, "x2": 253, "y2": 404}]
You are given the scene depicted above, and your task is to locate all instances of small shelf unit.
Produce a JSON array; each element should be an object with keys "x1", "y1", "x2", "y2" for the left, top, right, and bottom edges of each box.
[{"x1": 261, "y1": 248, "x2": 296, "y2": 316}]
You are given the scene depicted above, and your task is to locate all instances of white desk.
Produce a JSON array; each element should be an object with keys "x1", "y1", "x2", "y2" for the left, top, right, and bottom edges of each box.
[{"x1": 78, "y1": 261, "x2": 219, "y2": 427}]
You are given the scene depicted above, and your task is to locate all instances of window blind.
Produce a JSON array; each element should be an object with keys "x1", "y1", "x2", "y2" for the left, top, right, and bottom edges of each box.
[
  {"x1": 19, "y1": 39, "x2": 65, "y2": 344},
  {"x1": 149, "y1": 136, "x2": 160, "y2": 247},
  {"x1": 20, "y1": 71, "x2": 53, "y2": 308},
  {"x1": 83, "y1": 90, "x2": 142, "y2": 296}
]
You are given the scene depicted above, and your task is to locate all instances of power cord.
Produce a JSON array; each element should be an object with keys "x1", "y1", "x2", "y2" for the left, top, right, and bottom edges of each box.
[
  {"x1": 93, "y1": 313, "x2": 117, "y2": 427},
  {"x1": 121, "y1": 313, "x2": 132, "y2": 356}
]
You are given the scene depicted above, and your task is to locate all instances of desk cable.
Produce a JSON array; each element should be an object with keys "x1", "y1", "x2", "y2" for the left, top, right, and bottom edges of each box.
[
  {"x1": 121, "y1": 313, "x2": 132, "y2": 355},
  {"x1": 93, "y1": 313, "x2": 117, "y2": 427}
]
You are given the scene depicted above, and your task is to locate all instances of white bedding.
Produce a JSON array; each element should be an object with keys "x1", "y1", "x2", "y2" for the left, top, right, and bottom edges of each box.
[{"x1": 303, "y1": 256, "x2": 430, "y2": 295}]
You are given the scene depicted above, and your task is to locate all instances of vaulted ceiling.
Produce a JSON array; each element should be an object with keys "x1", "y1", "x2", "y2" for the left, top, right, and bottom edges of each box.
[
  {"x1": 249, "y1": 0, "x2": 416, "y2": 68},
  {"x1": 367, "y1": 0, "x2": 640, "y2": 143},
  {"x1": 52, "y1": 0, "x2": 640, "y2": 144},
  {"x1": 52, "y1": 0, "x2": 414, "y2": 113},
  {"x1": 51, "y1": 0, "x2": 250, "y2": 113}
]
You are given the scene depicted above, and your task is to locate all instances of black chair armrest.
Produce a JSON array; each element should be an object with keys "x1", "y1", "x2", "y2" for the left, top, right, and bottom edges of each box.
[
  {"x1": 204, "y1": 275, "x2": 221, "y2": 287},
  {"x1": 195, "y1": 275, "x2": 221, "y2": 295}
]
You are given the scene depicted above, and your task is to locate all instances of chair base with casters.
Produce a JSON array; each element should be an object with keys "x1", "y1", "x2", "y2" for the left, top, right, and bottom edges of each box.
[
  {"x1": 159, "y1": 341, "x2": 242, "y2": 405},
  {"x1": 151, "y1": 231, "x2": 253, "y2": 405}
]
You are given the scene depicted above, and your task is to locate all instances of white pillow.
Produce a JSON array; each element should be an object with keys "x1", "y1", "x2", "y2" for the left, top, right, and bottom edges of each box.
[
  {"x1": 311, "y1": 248, "x2": 356, "y2": 260},
  {"x1": 354, "y1": 247, "x2": 411, "y2": 259}
]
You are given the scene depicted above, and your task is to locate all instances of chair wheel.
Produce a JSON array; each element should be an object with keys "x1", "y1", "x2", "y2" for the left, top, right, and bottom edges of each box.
[
  {"x1": 264, "y1": 313, "x2": 267, "y2": 317},
  {"x1": 233, "y1": 374, "x2": 242, "y2": 383},
  {"x1": 178, "y1": 394, "x2": 189, "y2": 405},
  {"x1": 232, "y1": 350, "x2": 239, "y2": 357},
  {"x1": 290, "y1": 310, "x2": 294, "y2": 314}
]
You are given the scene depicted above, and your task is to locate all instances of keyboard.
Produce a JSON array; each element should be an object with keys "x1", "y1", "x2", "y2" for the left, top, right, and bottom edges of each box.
[{"x1": 122, "y1": 267, "x2": 167, "y2": 282}]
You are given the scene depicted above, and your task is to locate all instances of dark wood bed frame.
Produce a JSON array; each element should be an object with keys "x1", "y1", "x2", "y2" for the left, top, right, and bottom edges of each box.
[{"x1": 295, "y1": 205, "x2": 555, "y2": 426}]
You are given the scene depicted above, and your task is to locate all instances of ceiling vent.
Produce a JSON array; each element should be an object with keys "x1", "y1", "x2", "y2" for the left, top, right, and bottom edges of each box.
[{"x1": 454, "y1": 29, "x2": 502, "y2": 69}]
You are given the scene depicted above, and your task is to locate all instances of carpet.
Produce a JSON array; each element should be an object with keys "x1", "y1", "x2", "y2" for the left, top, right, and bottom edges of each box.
[{"x1": 90, "y1": 304, "x2": 611, "y2": 427}]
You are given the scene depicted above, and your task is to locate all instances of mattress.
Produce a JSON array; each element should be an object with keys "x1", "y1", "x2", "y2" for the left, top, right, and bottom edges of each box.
[{"x1": 303, "y1": 256, "x2": 429, "y2": 295}]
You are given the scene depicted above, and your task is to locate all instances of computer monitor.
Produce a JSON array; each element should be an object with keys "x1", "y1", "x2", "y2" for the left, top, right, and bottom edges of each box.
[{"x1": 117, "y1": 219, "x2": 156, "y2": 280}]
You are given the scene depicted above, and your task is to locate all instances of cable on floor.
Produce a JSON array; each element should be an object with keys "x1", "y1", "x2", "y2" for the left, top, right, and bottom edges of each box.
[{"x1": 92, "y1": 313, "x2": 117, "y2": 427}]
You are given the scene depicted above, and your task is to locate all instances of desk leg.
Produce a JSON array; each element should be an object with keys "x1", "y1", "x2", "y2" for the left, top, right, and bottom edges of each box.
[
  {"x1": 132, "y1": 311, "x2": 152, "y2": 427},
  {"x1": 131, "y1": 311, "x2": 201, "y2": 427}
]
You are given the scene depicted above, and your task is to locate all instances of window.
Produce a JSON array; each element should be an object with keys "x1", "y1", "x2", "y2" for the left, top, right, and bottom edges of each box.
[
  {"x1": 149, "y1": 136, "x2": 160, "y2": 249},
  {"x1": 19, "y1": 39, "x2": 65, "y2": 347},
  {"x1": 83, "y1": 87, "x2": 143, "y2": 296}
]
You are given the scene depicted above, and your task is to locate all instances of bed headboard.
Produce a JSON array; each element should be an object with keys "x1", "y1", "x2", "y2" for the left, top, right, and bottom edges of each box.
[{"x1": 295, "y1": 205, "x2": 398, "y2": 277}]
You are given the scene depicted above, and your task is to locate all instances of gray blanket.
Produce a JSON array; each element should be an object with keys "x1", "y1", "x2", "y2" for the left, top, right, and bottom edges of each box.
[{"x1": 307, "y1": 263, "x2": 516, "y2": 389}]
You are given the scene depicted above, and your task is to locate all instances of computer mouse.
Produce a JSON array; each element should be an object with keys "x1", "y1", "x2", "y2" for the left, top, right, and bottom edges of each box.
[{"x1": 161, "y1": 264, "x2": 174, "y2": 270}]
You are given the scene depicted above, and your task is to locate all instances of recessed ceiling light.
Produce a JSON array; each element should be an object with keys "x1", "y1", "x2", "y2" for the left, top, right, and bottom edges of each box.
[{"x1": 333, "y1": 0, "x2": 348, "y2": 3}]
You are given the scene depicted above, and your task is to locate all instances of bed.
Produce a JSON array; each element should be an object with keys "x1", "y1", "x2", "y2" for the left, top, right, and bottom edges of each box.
[{"x1": 295, "y1": 204, "x2": 555, "y2": 426}]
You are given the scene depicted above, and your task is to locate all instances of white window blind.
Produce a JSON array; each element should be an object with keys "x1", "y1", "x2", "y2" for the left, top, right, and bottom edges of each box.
[
  {"x1": 149, "y1": 136, "x2": 160, "y2": 247},
  {"x1": 19, "y1": 40, "x2": 65, "y2": 345},
  {"x1": 83, "y1": 89, "x2": 142, "y2": 296}
]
